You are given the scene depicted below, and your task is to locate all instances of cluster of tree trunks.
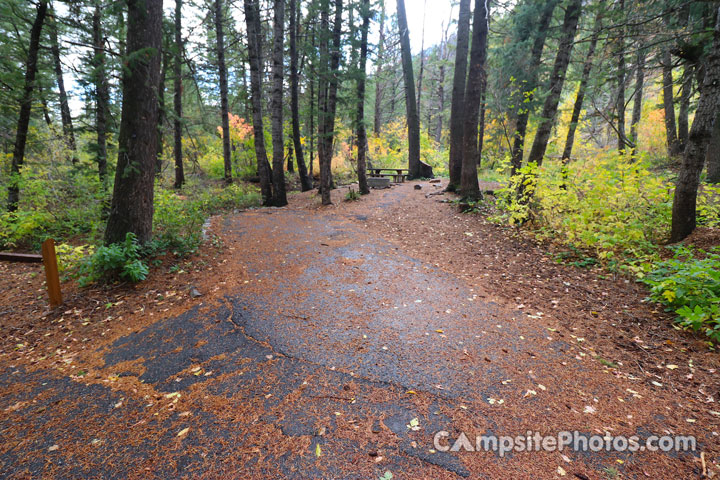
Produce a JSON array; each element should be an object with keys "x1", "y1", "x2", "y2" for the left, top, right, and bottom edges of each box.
[
  {"x1": 458, "y1": 0, "x2": 489, "y2": 199},
  {"x1": 7, "y1": 0, "x2": 48, "y2": 212},
  {"x1": 215, "y1": 0, "x2": 232, "y2": 185},
  {"x1": 446, "y1": 0, "x2": 471, "y2": 192},
  {"x1": 355, "y1": 0, "x2": 370, "y2": 195},
  {"x1": 395, "y1": 0, "x2": 421, "y2": 180},
  {"x1": 526, "y1": 0, "x2": 582, "y2": 167},
  {"x1": 509, "y1": 0, "x2": 559, "y2": 177},
  {"x1": 289, "y1": 0, "x2": 313, "y2": 192},
  {"x1": 270, "y1": 0, "x2": 288, "y2": 206},
  {"x1": 244, "y1": 0, "x2": 274, "y2": 205}
]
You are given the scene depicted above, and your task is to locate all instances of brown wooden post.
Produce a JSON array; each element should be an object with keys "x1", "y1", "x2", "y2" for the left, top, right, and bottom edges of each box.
[{"x1": 41, "y1": 238, "x2": 62, "y2": 306}]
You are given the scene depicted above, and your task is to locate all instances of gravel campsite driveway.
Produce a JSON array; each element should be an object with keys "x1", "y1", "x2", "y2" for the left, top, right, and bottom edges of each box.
[{"x1": 1, "y1": 181, "x2": 718, "y2": 479}]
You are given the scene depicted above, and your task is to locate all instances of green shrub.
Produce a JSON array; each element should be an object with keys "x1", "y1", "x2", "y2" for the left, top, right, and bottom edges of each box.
[
  {"x1": 0, "y1": 157, "x2": 105, "y2": 250},
  {"x1": 640, "y1": 246, "x2": 720, "y2": 344},
  {"x1": 152, "y1": 183, "x2": 260, "y2": 256},
  {"x1": 55, "y1": 243, "x2": 95, "y2": 276},
  {"x1": 698, "y1": 184, "x2": 720, "y2": 228},
  {"x1": 345, "y1": 187, "x2": 360, "y2": 201},
  {"x1": 153, "y1": 188, "x2": 205, "y2": 255},
  {"x1": 492, "y1": 149, "x2": 672, "y2": 263},
  {"x1": 76, "y1": 233, "x2": 149, "y2": 286}
]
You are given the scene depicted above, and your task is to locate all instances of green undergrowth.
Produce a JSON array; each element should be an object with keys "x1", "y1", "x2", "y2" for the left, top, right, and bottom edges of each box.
[
  {"x1": 640, "y1": 246, "x2": 720, "y2": 345},
  {"x1": 67, "y1": 181, "x2": 260, "y2": 285},
  {"x1": 484, "y1": 149, "x2": 720, "y2": 345}
]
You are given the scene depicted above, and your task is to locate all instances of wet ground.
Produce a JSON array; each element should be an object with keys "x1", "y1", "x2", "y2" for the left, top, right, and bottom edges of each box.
[{"x1": 0, "y1": 182, "x2": 714, "y2": 479}]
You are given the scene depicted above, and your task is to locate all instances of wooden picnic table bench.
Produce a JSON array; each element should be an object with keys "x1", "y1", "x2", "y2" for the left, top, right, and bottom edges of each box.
[{"x1": 367, "y1": 168, "x2": 409, "y2": 183}]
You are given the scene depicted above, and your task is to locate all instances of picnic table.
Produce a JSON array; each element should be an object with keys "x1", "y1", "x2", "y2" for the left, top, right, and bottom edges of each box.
[{"x1": 367, "y1": 168, "x2": 409, "y2": 183}]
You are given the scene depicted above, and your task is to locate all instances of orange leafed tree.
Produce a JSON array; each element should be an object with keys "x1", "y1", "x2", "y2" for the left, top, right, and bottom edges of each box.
[{"x1": 218, "y1": 113, "x2": 253, "y2": 144}]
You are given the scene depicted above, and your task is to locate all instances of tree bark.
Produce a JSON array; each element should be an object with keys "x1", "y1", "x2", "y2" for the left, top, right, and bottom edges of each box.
[
  {"x1": 356, "y1": 0, "x2": 370, "y2": 195},
  {"x1": 290, "y1": 0, "x2": 312, "y2": 191},
  {"x1": 459, "y1": 0, "x2": 489, "y2": 199},
  {"x1": 215, "y1": 0, "x2": 232, "y2": 184},
  {"x1": 670, "y1": 8, "x2": 720, "y2": 242},
  {"x1": 373, "y1": 0, "x2": 386, "y2": 136},
  {"x1": 49, "y1": 8, "x2": 77, "y2": 164},
  {"x1": 92, "y1": 2, "x2": 109, "y2": 184},
  {"x1": 562, "y1": 16, "x2": 600, "y2": 165},
  {"x1": 509, "y1": 0, "x2": 559, "y2": 175},
  {"x1": 435, "y1": 57, "x2": 445, "y2": 144},
  {"x1": 662, "y1": 49, "x2": 681, "y2": 157},
  {"x1": 104, "y1": 0, "x2": 162, "y2": 245},
  {"x1": 447, "y1": 0, "x2": 471, "y2": 191},
  {"x1": 396, "y1": 0, "x2": 421, "y2": 179},
  {"x1": 707, "y1": 110, "x2": 720, "y2": 183},
  {"x1": 270, "y1": 0, "x2": 288, "y2": 207},
  {"x1": 527, "y1": 0, "x2": 582, "y2": 167},
  {"x1": 173, "y1": 0, "x2": 185, "y2": 189},
  {"x1": 678, "y1": 64, "x2": 692, "y2": 151},
  {"x1": 615, "y1": 0, "x2": 626, "y2": 152},
  {"x1": 416, "y1": 0, "x2": 427, "y2": 118},
  {"x1": 244, "y1": 0, "x2": 274, "y2": 205},
  {"x1": 7, "y1": 0, "x2": 47, "y2": 212},
  {"x1": 629, "y1": 46, "x2": 645, "y2": 155},
  {"x1": 435, "y1": 71, "x2": 446, "y2": 144},
  {"x1": 157, "y1": 37, "x2": 167, "y2": 176}
]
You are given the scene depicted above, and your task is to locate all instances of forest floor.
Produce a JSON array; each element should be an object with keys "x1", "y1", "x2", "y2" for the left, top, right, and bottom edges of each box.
[{"x1": 1, "y1": 179, "x2": 719, "y2": 479}]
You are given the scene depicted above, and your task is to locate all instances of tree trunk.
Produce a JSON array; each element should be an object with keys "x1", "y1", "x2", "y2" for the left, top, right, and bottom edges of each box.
[
  {"x1": 509, "y1": 0, "x2": 559, "y2": 175},
  {"x1": 629, "y1": 46, "x2": 645, "y2": 156},
  {"x1": 416, "y1": 0, "x2": 427, "y2": 118},
  {"x1": 662, "y1": 49, "x2": 681, "y2": 157},
  {"x1": 49, "y1": 9, "x2": 77, "y2": 164},
  {"x1": 317, "y1": 2, "x2": 330, "y2": 198},
  {"x1": 290, "y1": 0, "x2": 312, "y2": 191},
  {"x1": 678, "y1": 64, "x2": 692, "y2": 151},
  {"x1": 615, "y1": 0, "x2": 626, "y2": 152},
  {"x1": 561, "y1": 14, "x2": 601, "y2": 164},
  {"x1": 7, "y1": 0, "x2": 47, "y2": 212},
  {"x1": 527, "y1": 0, "x2": 582, "y2": 167},
  {"x1": 318, "y1": 0, "x2": 342, "y2": 205},
  {"x1": 270, "y1": 0, "x2": 288, "y2": 207},
  {"x1": 309, "y1": 67, "x2": 315, "y2": 178},
  {"x1": 287, "y1": 141, "x2": 294, "y2": 172},
  {"x1": 435, "y1": 62, "x2": 445, "y2": 144},
  {"x1": 396, "y1": 0, "x2": 421, "y2": 179},
  {"x1": 173, "y1": 0, "x2": 185, "y2": 189},
  {"x1": 706, "y1": 110, "x2": 720, "y2": 183},
  {"x1": 92, "y1": 2, "x2": 109, "y2": 184},
  {"x1": 244, "y1": 0, "x2": 273, "y2": 205},
  {"x1": 477, "y1": 87, "x2": 486, "y2": 165},
  {"x1": 39, "y1": 86, "x2": 53, "y2": 127},
  {"x1": 373, "y1": 0, "x2": 386, "y2": 136},
  {"x1": 215, "y1": 0, "x2": 232, "y2": 184},
  {"x1": 157, "y1": 39, "x2": 167, "y2": 176},
  {"x1": 309, "y1": 23, "x2": 316, "y2": 179},
  {"x1": 459, "y1": 0, "x2": 489, "y2": 199},
  {"x1": 447, "y1": 0, "x2": 471, "y2": 191},
  {"x1": 356, "y1": 0, "x2": 370, "y2": 195},
  {"x1": 670, "y1": 8, "x2": 720, "y2": 242},
  {"x1": 104, "y1": 0, "x2": 162, "y2": 245}
]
